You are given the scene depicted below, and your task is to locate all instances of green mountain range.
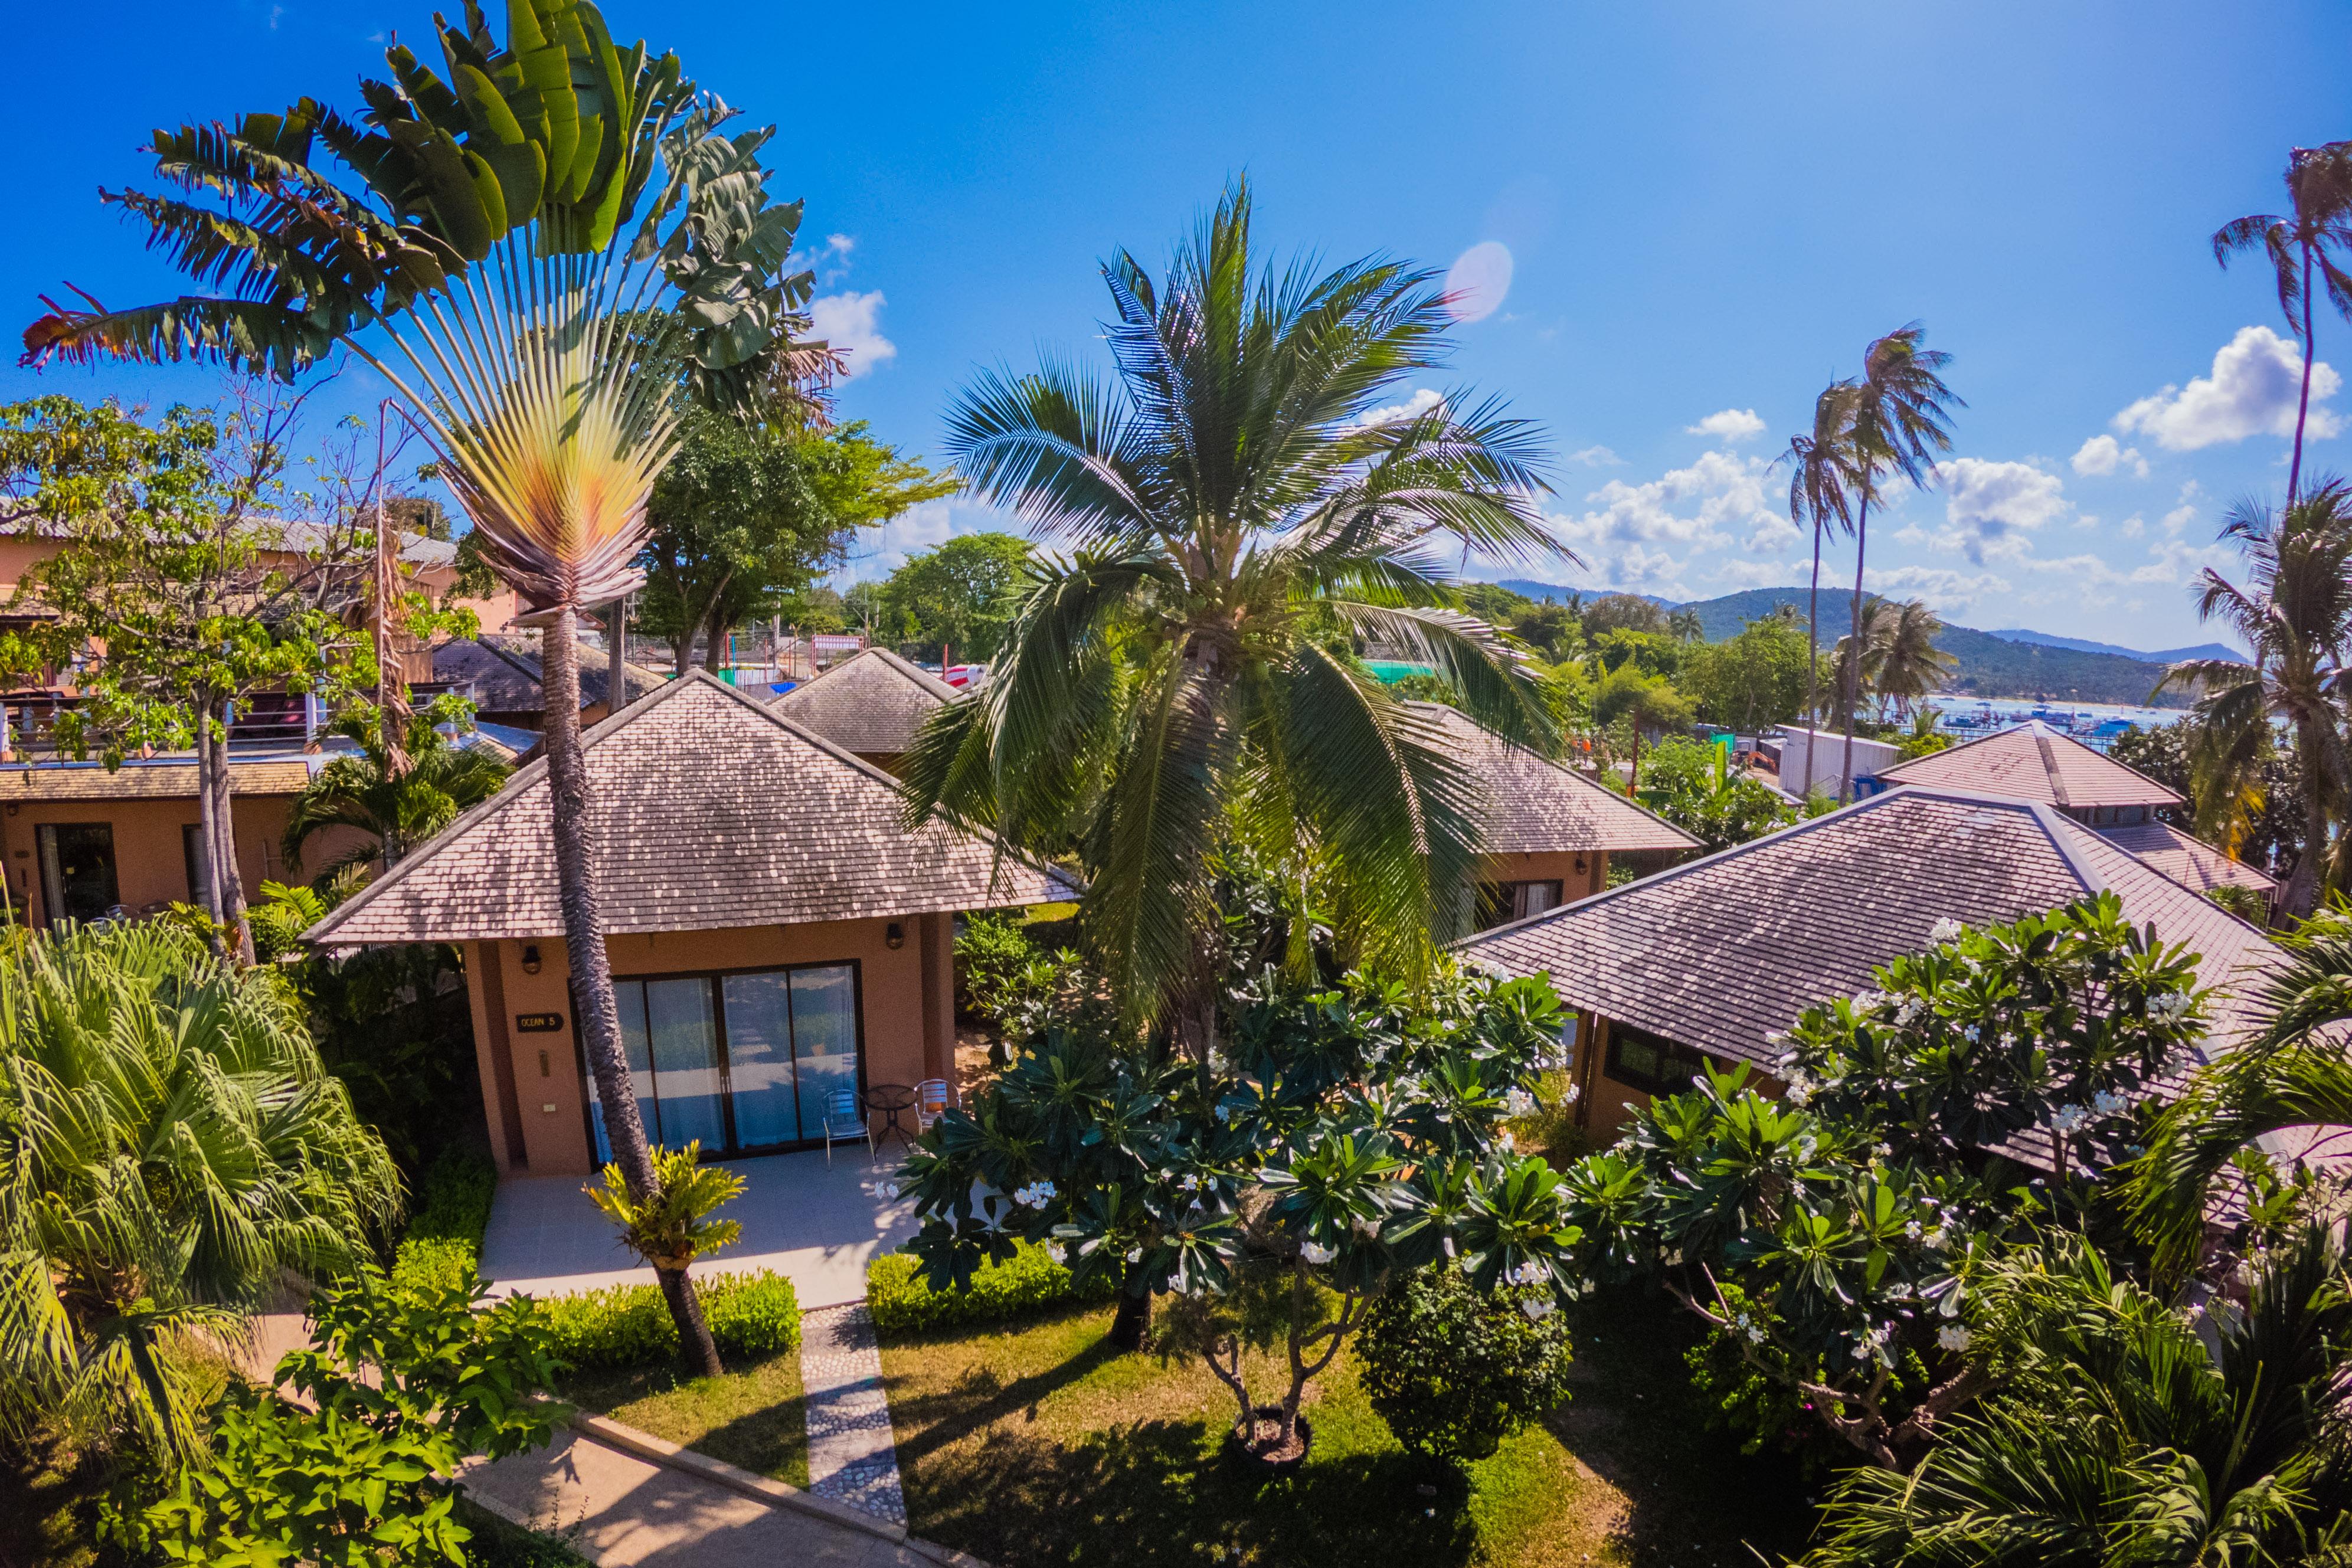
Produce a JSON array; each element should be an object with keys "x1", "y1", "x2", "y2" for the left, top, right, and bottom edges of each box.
[{"x1": 1493, "y1": 581, "x2": 2228, "y2": 709}]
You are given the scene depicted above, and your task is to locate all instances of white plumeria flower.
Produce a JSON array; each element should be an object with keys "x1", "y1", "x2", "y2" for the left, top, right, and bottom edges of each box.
[
  {"x1": 1923, "y1": 1227, "x2": 1949, "y2": 1251},
  {"x1": 878, "y1": 1180, "x2": 902, "y2": 1202},
  {"x1": 1506, "y1": 1260, "x2": 1547, "y2": 1287},
  {"x1": 2092, "y1": 1090, "x2": 2127, "y2": 1117},
  {"x1": 1929, "y1": 918, "x2": 1966, "y2": 943},
  {"x1": 1504, "y1": 1088, "x2": 1538, "y2": 1118},
  {"x1": 1562, "y1": 1084, "x2": 1581, "y2": 1105},
  {"x1": 1519, "y1": 1295, "x2": 1556, "y2": 1322},
  {"x1": 1300, "y1": 1240, "x2": 1336, "y2": 1266},
  {"x1": 1352, "y1": 1215, "x2": 1381, "y2": 1238},
  {"x1": 1936, "y1": 1324, "x2": 1973, "y2": 1353}
]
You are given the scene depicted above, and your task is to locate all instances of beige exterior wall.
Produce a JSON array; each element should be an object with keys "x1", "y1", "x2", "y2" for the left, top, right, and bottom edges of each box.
[
  {"x1": 1, "y1": 791, "x2": 370, "y2": 924},
  {"x1": 473, "y1": 916, "x2": 954, "y2": 1176},
  {"x1": 1484, "y1": 849, "x2": 1608, "y2": 907}
]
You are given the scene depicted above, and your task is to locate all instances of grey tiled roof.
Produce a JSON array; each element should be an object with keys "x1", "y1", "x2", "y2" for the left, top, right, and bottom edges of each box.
[
  {"x1": 769, "y1": 648, "x2": 957, "y2": 758},
  {"x1": 2096, "y1": 819, "x2": 2279, "y2": 897},
  {"x1": 303, "y1": 671, "x2": 1080, "y2": 947},
  {"x1": 1407, "y1": 703, "x2": 1702, "y2": 856},
  {"x1": 431, "y1": 634, "x2": 663, "y2": 718},
  {"x1": 1455, "y1": 784, "x2": 2282, "y2": 1073},
  {"x1": 1876, "y1": 721, "x2": 2185, "y2": 809}
]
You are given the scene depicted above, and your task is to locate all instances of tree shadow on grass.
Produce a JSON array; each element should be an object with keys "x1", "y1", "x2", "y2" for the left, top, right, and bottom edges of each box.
[
  {"x1": 907, "y1": 1416, "x2": 1481, "y2": 1568},
  {"x1": 884, "y1": 1330, "x2": 1127, "y2": 1468}
]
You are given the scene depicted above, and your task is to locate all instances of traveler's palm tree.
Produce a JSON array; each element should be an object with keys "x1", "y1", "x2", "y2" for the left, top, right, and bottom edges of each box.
[
  {"x1": 27, "y1": 1, "x2": 827, "y2": 1376},
  {"x1": 1804, "y1": 1230, "x2": 2352, "y2": 1566},
  {"x1": 2214, "y1": 142, "x2": 2352, "y2": 504},
  {"x1": 905, "y1": 184, "x2": 1564, "y2": 1054},
  {"x1": 283, "y1": 704, "x2": 510, "y2": 881},
  {"x1": 0, "y1": 921, "x2": 398, "y2": 1455},
  {"x1": 1775, "y1": 378, "x2": 1860, "y2": 795},
  {"x1": 2159, "y1": 481, "x2": 2352, "y2": 918},
  {"x1": 1838, "y1": 327, "x2": 1962, "y2": 800}
]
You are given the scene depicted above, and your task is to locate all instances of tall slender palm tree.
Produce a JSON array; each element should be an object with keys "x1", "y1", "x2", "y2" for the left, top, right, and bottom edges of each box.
[
  {"x1": 26, "y1": 2, "x2": 825, "y2": 1377},
  {"x1": 2158, "y1": 481, "x2": 2352, "y2": 918},
  {"x1": 907, "y1": 182, "x2": 1564, "y2": 1060},
  {"x1": 2214, "y1": 142, "x2": 2352, "y2": 505},
  {"x1": 1837, "y1": 326, "x2": 1962, "y2": 801},
  {"x1": 282, "y1": 704, "x2": 511, "y2": 880},
  {"x1": 1775, "y1": 379, "x2": 1860, "y2": 797},
  {"x1": 0, "y1": 921, "x2": 398, "y2": 1455},
  {"x1": 1843, "y1": 597, "x2": 1955, "y2": 721}
]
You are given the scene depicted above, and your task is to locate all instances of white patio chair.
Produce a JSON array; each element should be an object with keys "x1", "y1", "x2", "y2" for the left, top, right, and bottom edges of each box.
[
  {"x1": 821, "y1": 1087, "x2": 873, "y2": 1166},
  {"x1": 914, "y1": 1077, "x2": 954, "y2": 1132}
]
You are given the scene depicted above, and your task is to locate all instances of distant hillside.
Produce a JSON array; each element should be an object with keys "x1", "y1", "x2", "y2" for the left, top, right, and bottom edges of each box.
[
  {"x1": 1667, "y1": 587, "x2": 2196, "y2": 708},
  {"x1": 1981, "y1": 628, "x2": 2246, "y2": 664},
  {"x1": 1496, "y1": 579, "x2": 1673, "y2": 608}
]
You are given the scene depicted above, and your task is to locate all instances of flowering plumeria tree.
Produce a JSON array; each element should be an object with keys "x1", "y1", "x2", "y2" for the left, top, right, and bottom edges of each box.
[
  {"x1": 1556, "y1": 892, "x2": 2209, "y2": 1469},
  {"x1": 899, "y1": 962, "x2": 1581, "y2": 1459}
]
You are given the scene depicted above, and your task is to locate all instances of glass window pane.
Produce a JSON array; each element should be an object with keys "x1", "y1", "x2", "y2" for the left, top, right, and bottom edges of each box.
[
  {"x1": 789, "y1": 965, "x2": 859, "y2": 1140},
  {"x1": 722, "y1": 972, "x2": 802, "y2": 1148},
  {"x1": 37, "y1": 824, "x2": 119, "y2": 924},
  {"x1": 645, "y1": 977, "x2": 726, "y2": 1153},
  {"x1": 591, "y1": 981, "x2": 662, "y2": 1166}
]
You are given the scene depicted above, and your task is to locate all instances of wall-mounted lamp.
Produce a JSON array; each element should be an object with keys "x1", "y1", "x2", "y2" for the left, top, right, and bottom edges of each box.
[
  {"x1": 885, "y1": 922, "x2": 906, "y2": 950},
  {"x1": 520, "y1": 943, "x2": 542, "y2": 975}
]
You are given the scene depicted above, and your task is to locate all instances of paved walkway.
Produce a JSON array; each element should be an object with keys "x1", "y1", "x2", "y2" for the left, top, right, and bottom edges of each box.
[
  {"x1": 462, "y1": 1415, "x2": 976, "y2": 1567},
  {"x1": 801, "y1": 1304, "x2": 907, "y2": 1524},
  {"x1": 480, "y1": 1147, "x2": 917, "y2": 1308}
]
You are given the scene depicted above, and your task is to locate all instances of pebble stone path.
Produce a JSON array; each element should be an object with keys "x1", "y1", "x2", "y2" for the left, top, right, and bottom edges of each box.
[{"x1": 799, "y1": 1302, "x2": 908, "y2": 1525}]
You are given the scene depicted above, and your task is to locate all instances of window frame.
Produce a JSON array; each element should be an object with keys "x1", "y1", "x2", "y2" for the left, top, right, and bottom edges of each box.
[
  {"x1": 1601, "y1": 1019, "x2": 1713, "y2": 1098},
  {"x1": 577, "y1": 956, "x2": 869, "y2": 1161},
  {"x1": 35, "y1": 821, "x2": 120, "y2": 926}
]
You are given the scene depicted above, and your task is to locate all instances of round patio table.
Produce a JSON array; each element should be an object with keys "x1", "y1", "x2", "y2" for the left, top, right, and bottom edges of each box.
[{"x1": 862, "y1": 1082, "x2": 918, "y2": 1151}]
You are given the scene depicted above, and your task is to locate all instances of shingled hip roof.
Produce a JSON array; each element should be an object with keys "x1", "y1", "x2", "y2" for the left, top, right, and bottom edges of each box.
[
  {"x1": 2095, "y1": 819, "x2": 2279, "y2": 898},
  {"x1": 768, "y1": 647, "x2": 957, "y2": 757},
  {"x1": 302, "y1": 670, "x2": 1080, "y2": 947},
  {"x1": 1875, "y1": 720, "x2": 2185, "y2": 810},
  {"x1": 1405, "y1": 702, "x2": 1702, "y2": 856},
  {"x1": 1454, "y1": 784, "x2": 2283, "y2": 1075}
]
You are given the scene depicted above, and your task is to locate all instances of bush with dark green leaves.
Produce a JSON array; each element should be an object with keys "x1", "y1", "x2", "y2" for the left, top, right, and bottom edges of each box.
[
  {"x1": 534, "y1": 1271, "x2": 800, "y2": 1369},
  {"x1": 391, "y1": 1144, "x2": 500, "y2": 1299},
  {"x1": 1357, "y1": 1264, "x2": 1575, "y2": 1463},
  {"x1": 867, "y1": 1240, "x2": 1113, "y2": 1338}
]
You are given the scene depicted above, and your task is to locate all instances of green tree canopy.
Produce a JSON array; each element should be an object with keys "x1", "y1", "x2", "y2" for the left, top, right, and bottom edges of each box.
[
  {"x1": 1681, "y1": 614, "x2": 1820, "y2": 731},
  {"x1": 872, "y1": 532, "x2": 1034, "y2": 662}
]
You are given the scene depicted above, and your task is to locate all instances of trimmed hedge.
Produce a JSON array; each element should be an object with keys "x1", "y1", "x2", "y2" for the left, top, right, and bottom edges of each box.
[
  {"x1": 866, "y1": 1241, "x2": 1114, "y2": 1337},
  {"x1": 391, "y1": 1145, "x2": 498, "y2": 1298},
  {"x1": 537, "y1": 1270, "x2": 802, "y2": 1370}
]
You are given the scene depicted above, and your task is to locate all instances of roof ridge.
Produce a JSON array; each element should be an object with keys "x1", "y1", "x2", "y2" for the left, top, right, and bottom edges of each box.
[{"x1": 2030, "y1": 726, "x2": 2073, "y2": 810}]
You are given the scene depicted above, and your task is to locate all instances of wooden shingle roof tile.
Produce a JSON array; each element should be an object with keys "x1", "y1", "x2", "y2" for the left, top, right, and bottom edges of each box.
[
  {"x1": 1408, "y1": 703, "x2": 1702, "y2": 857},
  {"x1": 768, "y1": 647, "x2": 957, "y2": 758},
  {"x1": 1875, "y1": 721, "x2": 2185, "y2": 810},
  {"x1": 303, "y1": 671, "x2": 1078, "y2": 947}
]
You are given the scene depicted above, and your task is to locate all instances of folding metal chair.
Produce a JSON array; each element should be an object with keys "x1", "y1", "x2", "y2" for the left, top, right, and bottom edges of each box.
[{"x1": 822, "y1": 1087, "x2": 873, "y2": 1166}]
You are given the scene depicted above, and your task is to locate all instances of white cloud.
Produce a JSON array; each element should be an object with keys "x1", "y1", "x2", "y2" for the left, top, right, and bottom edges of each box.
[
  {"x1": 2114, "y1": 325, "x2": 2341, "y2": 451},
  {"x1": 810, "y1": 290, "x2": 898, "y2": 380},
  {"x1": 1533, "y1": 450, "x2": 1800, "y2": 596},
  {"x1": 2070, "y1": 434, "x2": 2148, "y2": 479},
  {"x1": 1863, "y1": 565, "x2": 2014, "y2": 618},
  {"x1": 1342, "y1": 388, "x2": 1445, "y2": 433},
  {"x1": 1686, "y1": 408, "x2": 1767, "y2": 443},
  {"x1": 1444, "y1": 242, "x2": 1513, "y2": 323},
  {"x1": 1565, "y1": 444, "x2": 1622, "y2": 468},
  {"x1": 1930, "y1": 458, "x2": 2068, "y2": 564}
]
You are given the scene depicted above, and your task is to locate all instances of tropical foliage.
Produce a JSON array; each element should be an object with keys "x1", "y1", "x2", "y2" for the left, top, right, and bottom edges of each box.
[
  {"x1": 0, "y1": 921, "x2": 400, "y2": 1454},
  {"x1": 282, "y1": 699, "x2": 511, "y2": 880},
  {"x1": 869, "y1": 531, "x2": 1035, "y2": 663},
  {"x1": 905, "y1": 181, "x2": 1562, "y2": 1056},
  {"x1": 1356, "y1": 1261, "x2": 1575, "y2": 1464},
  {"x1": 1640, "y1": 735, "x2": 1798, "y2": 850},
  {"x1": 585, "y1": 1142, "x2": 746, "y2": 1377},
  {"x1": 2213, "y1": 141, "x2": 2352, "y2": 503}
]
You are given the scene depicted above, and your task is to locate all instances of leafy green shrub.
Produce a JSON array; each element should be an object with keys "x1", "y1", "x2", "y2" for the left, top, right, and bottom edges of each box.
[
  {"x1": 1357, "y1": 1265, "x2": 1575, "y2": 1464},
  {"x1": 535, "y1": 1271, "x2": 800, "y2": 1369},
  {"x1": 392, "y1": 1144, "x2": 499, "y2": 1297},
  {"x1": 867, "y1": 1241, "x2": 1112, "y2": 1337},
  {"x1": 1505, "y1": 1068, "x2": 1587, "y2": 1165},
  {"x1": 953, "y1": 912, "x2": 1036, "y2": 1018}
]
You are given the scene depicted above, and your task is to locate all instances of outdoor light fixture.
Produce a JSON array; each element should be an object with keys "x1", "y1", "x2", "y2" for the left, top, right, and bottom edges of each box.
[
  {"x1": 521, "y1": 944, "x2": 542, "y2": 974},
  {"x1": 885, "y1": 922, "x2": 906, "y2": 950}
]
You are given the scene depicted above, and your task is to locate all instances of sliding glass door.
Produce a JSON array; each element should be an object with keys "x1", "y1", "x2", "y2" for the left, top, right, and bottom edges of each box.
[{"x1": 588, "y1": 961, "x2": 863, "y2": 1163}]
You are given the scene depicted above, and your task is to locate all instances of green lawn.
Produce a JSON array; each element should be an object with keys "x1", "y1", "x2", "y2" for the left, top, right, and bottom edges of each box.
[
  {"x1": 876, "y1": 1295, "x2": 1818, "y2": 1567},
  {"x1": 558, "y1": 1346, "x2": 811, "y2": 1489}
]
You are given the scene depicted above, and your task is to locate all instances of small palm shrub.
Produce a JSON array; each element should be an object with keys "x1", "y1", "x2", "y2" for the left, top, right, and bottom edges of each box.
[
  {"x1": 867, "y1": 1242, "x2": 1114, "y2": 1338},
  {"x1": 1357, "y1": 1265, "x2": 1575, "y2": 1464}
]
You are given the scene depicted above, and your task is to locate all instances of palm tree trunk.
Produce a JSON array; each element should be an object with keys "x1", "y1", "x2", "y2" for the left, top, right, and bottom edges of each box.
[
  {"x1": 2291, "y1": 237, "x2": 2317, "y2": 506},
  {"x1": 2285, "y1": 713, "x2": 2332, "y2": 918},
  {"x1": 1801, "y1": 516, "x2": 1824, "y2": 799},
  {"x1": 191, "y1": 698, "x2": 228, "y2": 958},
  {"x1": 1629, "y1": 726, "x2": 1644, "y2": 793},
  {"x1": 1840, "y1": 495, "x2": 1872, "y2": 804},
  {"x1": 205, "y1": 699, "x2": 255, "y2": 965},
  {"x1": 545, "y1": 605, "x2": 721, "y2": 1367}
]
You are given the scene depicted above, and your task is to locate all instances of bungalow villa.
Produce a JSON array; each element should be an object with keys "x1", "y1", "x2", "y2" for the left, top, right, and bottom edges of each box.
[
  {"x1": 1456, "y1": 783, "x2": 2286, "y2": 1138},
  {"x1": 302, "y1": 670, "x2": 1078, "y2": 1176},
  {"x1": 1405, "y1": 702, "x2": 1702, "y2": 927},
  {"x1": 1873, "y1": 720, "x2": 2278, "y2": 914},
  {"x1": 767, "y1": 646, "x2": 958, "y2": 778}
]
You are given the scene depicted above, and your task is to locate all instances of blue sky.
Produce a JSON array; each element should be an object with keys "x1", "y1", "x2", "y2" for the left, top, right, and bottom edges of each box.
[{"x1": 4, "y1": 1, "x2": 2347, "y2": 647}]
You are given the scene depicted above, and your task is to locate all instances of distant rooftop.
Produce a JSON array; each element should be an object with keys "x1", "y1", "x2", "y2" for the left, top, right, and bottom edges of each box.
[
  {"x1": 1405, "y1": 703, "x2": 1701, "y2": 857},
  {"x1": 1876, "y1": 720, "x2": 2184, "y2": 810},
  {"x1": 768, "y1": 646, "x2": 957, "y2": 759}
]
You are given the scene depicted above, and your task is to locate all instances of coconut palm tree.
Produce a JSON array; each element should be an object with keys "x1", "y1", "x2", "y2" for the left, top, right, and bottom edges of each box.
[
  {"x1": 1803, "y1": 1229, "x2": 2352, "y2": 1566},
  {"x1": 2214, "y1": 142, "x2": 2352, "y2": 505},
  {"x1": 1834, "y1": 597, "x2": 1955, "y2": 722},
  {"x1": 25, "y1": 3, "x2": 826, "y2": 1377},
  {"x1": 0, "y1": 921, "x2": 399, "y2": 1455},
  {"x1": 282, "y1": 703, "x2": 509, "y2": 881},
  {"x1": 1837, "y1": 326, "x2": 1962, "y2": 802},
  {"x1": 1775, "y1": 379, "x2": 1860, "y2": 796},
  {"x1": 2158, "y1": 481, "x2": 2352, "y2": 918},
  {"x1": 906, "y1": 182, "x2": 1563, "y2": 1059}
]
